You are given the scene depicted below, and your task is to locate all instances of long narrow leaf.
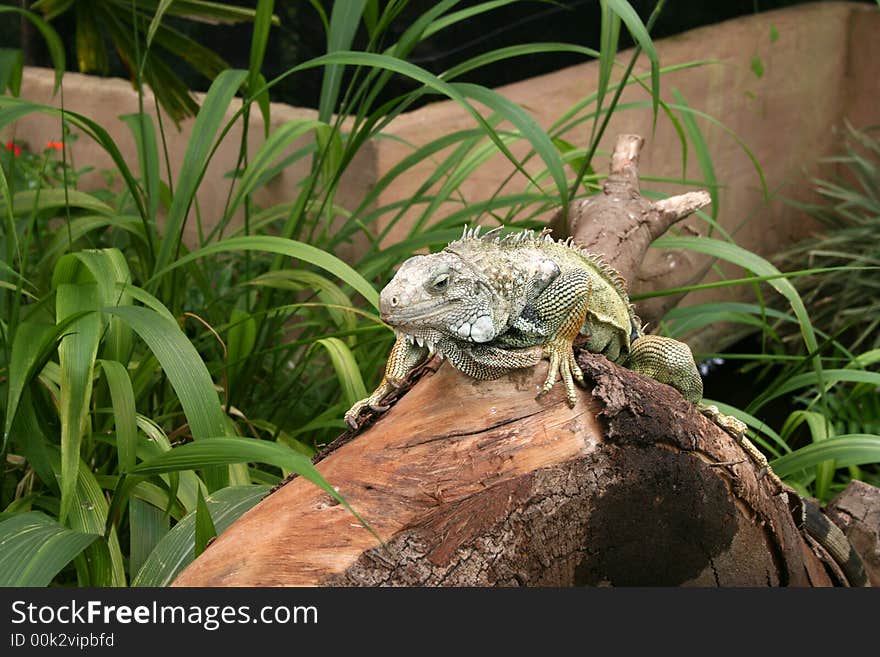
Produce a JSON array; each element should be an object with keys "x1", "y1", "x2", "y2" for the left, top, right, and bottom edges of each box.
[
  {"x1": 55, "y1": 284, "x2": 101, "y2": 524},
  {"x1": 0, "y1": 512, "x2": 98, "y2": 586},
  {"x1": 4, "y1": 315, "x2": 88, "y2": 448},
  {"x1": 454, "y1": 82, "x2": 568, "y2": 206},
  {"x1": 99, "y1": 360, "x2": 139, "y2": 473},
  {"x1": 128, "y1": 498, "x2": 168, "y2": 581},
  {"x1": 606, "y1": 0, "x2": 660, "y2": 123},
  {"x1": 127, "y1": 437, "x2": 373, "y2": 541},
  {"x1": 193, "y1": 488, "x2": 217, "y2": 558},
  {"x1": 318, "y1": 0, "x2": 367, "y2": 122},
  {"x1": 133, "y1": 485, "x2": 268, "y2": 587},
  {"x1": 0, "y1": 7, "x2": 65, "y2": 91},
  {"x1": 313, "y1": 338, "x2": 367, "y2": 407},
  {"x1": 771, "y1": 434, "x2": 880, "y2": 477},
  {"x1": 148, "y1": 235, "x2": 379, "y2": 309},
  {"x1": 104, "y1": 306, "x2": 228, "y2": 444},
  {"x1": 154, "y1": 69, "x2": 249, "y2": 275}
]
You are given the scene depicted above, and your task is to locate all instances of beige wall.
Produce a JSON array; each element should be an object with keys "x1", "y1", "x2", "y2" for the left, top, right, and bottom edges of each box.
[{"x1": 5, "y1": 2, "x2": 879, "y2": 323}]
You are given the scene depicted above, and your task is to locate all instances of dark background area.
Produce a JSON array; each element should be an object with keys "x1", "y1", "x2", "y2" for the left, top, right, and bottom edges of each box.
[{"x1": 0, "y1": 0, "x2": 871, "y2": 110}]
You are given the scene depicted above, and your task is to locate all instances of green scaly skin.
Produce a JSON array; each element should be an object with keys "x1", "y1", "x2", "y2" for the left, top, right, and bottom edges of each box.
[{"x1": 346, "y1": 225, "x2": 745, "y2": 443}]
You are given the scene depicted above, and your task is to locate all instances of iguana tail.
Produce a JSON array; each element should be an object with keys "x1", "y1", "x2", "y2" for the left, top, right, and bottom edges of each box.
[{"x1": 796, "y1": 496, "x2": 869, "y2": 587}]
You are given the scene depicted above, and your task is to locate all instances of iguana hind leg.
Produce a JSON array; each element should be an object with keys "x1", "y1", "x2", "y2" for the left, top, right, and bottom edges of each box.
[
  {"x1": 627, "y1": 334, "x2": 704, "y2": 403},
  {"x1": 628, "y1": 334, "x2": 784, "y2": 491}
]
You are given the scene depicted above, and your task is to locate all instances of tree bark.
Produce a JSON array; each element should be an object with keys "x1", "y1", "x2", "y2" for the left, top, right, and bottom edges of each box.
[
  {"x1": 824, "y1": 481, "x2": 880, "y2": 586},
  {"x1": 172, "y1": 134, "x2": 853, "y2": 587}
]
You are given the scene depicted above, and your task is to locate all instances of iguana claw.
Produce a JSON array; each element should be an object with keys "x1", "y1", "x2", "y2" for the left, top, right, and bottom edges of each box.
[{"x1": 540, "y1": 338, "x2": 584, "y2": 408}]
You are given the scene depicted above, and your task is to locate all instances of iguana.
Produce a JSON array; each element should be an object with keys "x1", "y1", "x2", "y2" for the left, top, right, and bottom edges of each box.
[
  {"x1": 344, "y1": 225, "x2": 868, "y2": 586},
  {"x1": 346, "y1": 225, "x2": 738, "y2": 434}
]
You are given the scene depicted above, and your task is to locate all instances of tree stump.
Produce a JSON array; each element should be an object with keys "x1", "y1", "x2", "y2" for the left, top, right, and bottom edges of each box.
[{"x1": 172, "y1": 135, "x2": 856, "y2": 587}]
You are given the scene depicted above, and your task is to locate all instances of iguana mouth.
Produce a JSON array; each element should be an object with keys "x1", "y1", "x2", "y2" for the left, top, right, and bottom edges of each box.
[{"x1": 394, "y1": 329, "x2": 444, "y2": 357}]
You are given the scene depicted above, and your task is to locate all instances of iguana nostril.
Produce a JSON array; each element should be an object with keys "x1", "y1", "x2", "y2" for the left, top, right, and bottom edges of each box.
[{"x1": 391, "y1": 296, "x2": 399, "y2": 307}]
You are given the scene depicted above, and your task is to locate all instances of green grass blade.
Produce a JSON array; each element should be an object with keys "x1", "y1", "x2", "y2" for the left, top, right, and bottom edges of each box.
[
  {"x1": 146, "y1": 0, "x2": 175, "y2": 49},
  {"x1": 0, "y1": 512, "x2": 98, "y2": 586},
  {"x1": 226, "y1": 118, "x2": 324, "y2": 218},
  {"x1": 247, "y1": 269, "x2": 359, "y2": 332},
  {"x1": 128, "y1": 437, "x2": 323, "y2": 475},
  {"x1": 98, "y1": 360, "x2": 139, "y2": 473},
  {"x1": 453, "y1": 82, "x2": 568, "y2": 206},
  {"x1": 606, "y1": 0, "x2": 660, "y2": 124},
  {"x1": 127, "y1": 437, "x2": 373, "y2": 540},
  {"x1": 120, "y1": 113, "x2": 160, "y2": 229},
  {"x1": 245, "y1": 0, "x2": 276, "y2": 136},
  {"x1": 4, "y1": 316, "x2": 88, "y2": 449},
  {"x1": 318, "y1": 0, "x2": 366, "y2": 122},
  {"x1": 781, "y1": 410, "x2": 835, "y2": 499},
  {"x1": 39, "y1": 215, "x2": 146, "y2": 269},
  {"x1": 148, "y1": 235, "x2": 379, "y2": 309},
  {"x1": 421, "y1": 0, "x2": 518, "y2": 40},
  {"x1": 55, "y1": 284, "x2": 102, "y2": 524},
  {"x1": 45, "y1": 447, "x2": 126, "y2": 586},
  {"x1": 226, "y1": 308, "x2": 256, "y2": 384},
  {"x1": 285, "y1": 51, "x2": 546, "y2": 197},
  {"x1": 0, "y1": 48, "x2": 24, "y2": 96},
  {"x1": 771, "y1": 434, "x2": 880, "y2": 477},
  {"x1": 751, "y1": 369, "x2": 880, "y2": 410},
  {"x1": 3, "y1": 188, "x2": 115, "y2": 217},
  {"x1": 116, "y1": 283, "x2": 177, "y2": 323},
  {"x1": 313, "y1": 337, "x2": 368, "y2": 407},
  {"x1": 653, "y1": 236, "x2": 820, "y2": 355},
  {"x1": 672, "y1": 89, "x2": 718, "y2": 220},
  {"x1": 58, "y1": 248, "x2": 134, "y2": 363},
  {"x1": 663, "y1": 101, "x2": 768, "y2": 200},
  {"x1": 153, "y1": 69, "x2": 248, "y2": 276},
  {"x1": 133, "y1": 485, "x2": 268, "y2": 586},
  {"x1": 442, "y1": 43, "x2": 600, "y2": 81},
  {"x1": 128, "y1": 498, "x2": 168, "y2": 582},
  {"x1": 193, "y1": 487, "x2": 217, "y2": 558},
  {"x1": 595, "y1": 1, "x2": 621, "y2": 142},
  {"x1": 652, "y1": 235, "x2": 828, "y2": 420},
  {"x1": 104, "y1": 306, "x2": 228, "y2": 444}
]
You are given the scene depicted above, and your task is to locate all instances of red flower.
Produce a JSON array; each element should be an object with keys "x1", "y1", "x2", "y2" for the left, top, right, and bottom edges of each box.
[
  {"x1": 46, "y1": 140, "x2": 63, "y2": 151},
  {"x1": 5, "y1": 141, "x2": 21, "y2": 156}
]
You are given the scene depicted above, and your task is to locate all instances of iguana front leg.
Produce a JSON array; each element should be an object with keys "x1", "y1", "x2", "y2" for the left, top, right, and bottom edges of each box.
[
  {"x1": 344, "y1": 334, "x2": 428, "y2": 428},
  {"x1": 532, "y1": 270, "x2": 592, "y2": 407},
  {"x1": 627, "y1": 334, "x2": 784, "y2": 491}
]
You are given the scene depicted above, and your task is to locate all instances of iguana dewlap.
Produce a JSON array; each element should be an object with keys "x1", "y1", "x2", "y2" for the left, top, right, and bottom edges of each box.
[{"x1": 346, "y1": 225, "x2": 711, "y2": 427}]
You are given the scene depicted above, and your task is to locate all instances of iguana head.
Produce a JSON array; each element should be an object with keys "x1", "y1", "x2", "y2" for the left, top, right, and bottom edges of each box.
[{"x1": 379, "y1": 251, "x2": 506, "y2": 349}]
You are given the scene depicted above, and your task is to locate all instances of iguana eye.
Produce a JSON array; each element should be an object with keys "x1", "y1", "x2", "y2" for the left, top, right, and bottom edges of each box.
[{"x1": 431, "y1": 273, "x2": 450, "y2": 291}]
